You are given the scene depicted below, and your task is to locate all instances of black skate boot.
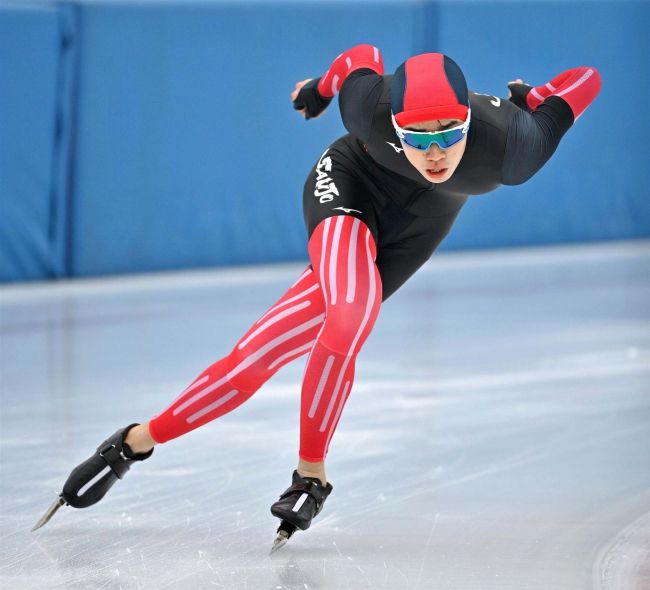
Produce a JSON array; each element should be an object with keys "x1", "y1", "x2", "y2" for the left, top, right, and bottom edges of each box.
[
  {"x1": 32, "y1": 423, "x2": 153, "y2": 531},
  {"x1": 269, "y1": 470, "x2": 333, "y2": 552}
]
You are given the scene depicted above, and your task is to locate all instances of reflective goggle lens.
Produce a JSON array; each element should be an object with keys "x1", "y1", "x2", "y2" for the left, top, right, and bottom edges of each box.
[
  {"x1": 391, "y1": 110, "x2": 471, "y2": 151},
  {"x1": 400, "y1": 128, "x2": 466, "y2": 150}
]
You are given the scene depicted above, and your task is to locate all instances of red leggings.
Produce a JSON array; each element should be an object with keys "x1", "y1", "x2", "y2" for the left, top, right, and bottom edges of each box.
[{"x1": 149, "y1": 216, "x2": 381, "y2": 461}]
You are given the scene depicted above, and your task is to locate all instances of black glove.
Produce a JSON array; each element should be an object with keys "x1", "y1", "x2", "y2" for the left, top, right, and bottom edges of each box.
[
  {"x1": 508, "y1": 82, "x2": 534, "y2": 113},
  {"x1": 293, "y1": 78, "x2": 333, "y2": 120}
]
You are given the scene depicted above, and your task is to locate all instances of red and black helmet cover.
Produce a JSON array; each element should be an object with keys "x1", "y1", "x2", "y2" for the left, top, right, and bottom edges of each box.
[{"x1": 391, "y1": 53, "x2": 469, "y2": 127}]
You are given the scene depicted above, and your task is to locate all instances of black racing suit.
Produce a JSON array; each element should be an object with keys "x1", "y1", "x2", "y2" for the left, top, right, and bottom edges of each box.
[{"x1": 303, "y1": 69, "x2": 575, "y2": 300}]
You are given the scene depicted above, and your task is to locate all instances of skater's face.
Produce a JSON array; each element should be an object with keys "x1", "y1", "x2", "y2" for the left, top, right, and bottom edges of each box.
[{"x1": 399, "y1": 118, "x2": 467, "y2": 183}]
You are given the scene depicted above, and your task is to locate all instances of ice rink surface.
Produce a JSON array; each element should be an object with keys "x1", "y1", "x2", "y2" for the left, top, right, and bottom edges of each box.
[{"x1": 1, "y1": 241, "x2": 649, "y2": 590}]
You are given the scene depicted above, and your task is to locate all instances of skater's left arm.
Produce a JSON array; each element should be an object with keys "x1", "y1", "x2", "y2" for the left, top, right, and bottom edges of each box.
[
  {"x1": 507, "y1": 66, "x2": 602, "y2": 120},
  {"x1": 501, "y1": 65, "x2": 602, "y2": 185}
]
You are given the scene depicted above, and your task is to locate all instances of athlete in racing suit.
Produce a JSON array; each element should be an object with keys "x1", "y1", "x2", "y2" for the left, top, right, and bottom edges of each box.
[{"x1": 44, "y1": 45, "x2": 601, "y2": 541}]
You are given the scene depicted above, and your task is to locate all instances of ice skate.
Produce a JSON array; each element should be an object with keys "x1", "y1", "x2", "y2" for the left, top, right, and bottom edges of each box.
[
  {"x1": 32, "y1": 423, "x2": 153, "y2": 531},
  {"x1": 269, "y1": 470, "x2": 333, "y2": 552}
]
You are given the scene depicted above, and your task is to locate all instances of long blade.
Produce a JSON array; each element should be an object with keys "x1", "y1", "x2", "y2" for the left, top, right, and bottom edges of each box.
[
  {"x1": 269, "y1": 521, "x2": 296, "y2": 554},
  {"x1": 31, "y1": 495, "x2": 65, "y2": 532},
  {"x1": 270, "y1": 529, "x2": 290, "y2": 554}
]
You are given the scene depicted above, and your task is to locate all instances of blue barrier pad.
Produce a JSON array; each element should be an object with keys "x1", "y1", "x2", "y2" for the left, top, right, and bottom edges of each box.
[
  {"x1": 1, "y1": 0, "x2": 648, "y2": 281},
  {"x1": 432, "y1": 0, "x2": 650, "y2": 250},
  {"x1": 0, "y1": 2, "x2": 71, "y2": 281},
  {"x1": 69, "y1": 1, "x2": 420, "y2": 276}
]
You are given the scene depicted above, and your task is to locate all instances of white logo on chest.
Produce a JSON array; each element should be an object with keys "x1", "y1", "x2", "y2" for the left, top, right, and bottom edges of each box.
[
  {"x1": 386, "y1": 141, "x2": 404, "y2": 153},
  {"x1": 314, "y1": 149, "x2": 339, "y2": 203},
  {"x1": 474, "y1": 92, "x2": 501, "y2": 107}
]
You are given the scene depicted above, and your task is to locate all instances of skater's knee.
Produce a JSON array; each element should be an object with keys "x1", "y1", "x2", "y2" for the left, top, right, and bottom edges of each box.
[
  {"x1": 223, "y1": 346, "x2": 267, "y2": 392},
  {"x1": 319, "y1": 282, "x2": 381, "y2": 354}
]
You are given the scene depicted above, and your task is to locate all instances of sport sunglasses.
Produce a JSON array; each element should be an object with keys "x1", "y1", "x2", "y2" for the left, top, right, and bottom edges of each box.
[{"x1": 391, "y1": 109, "x2": 471, "y2": 151}]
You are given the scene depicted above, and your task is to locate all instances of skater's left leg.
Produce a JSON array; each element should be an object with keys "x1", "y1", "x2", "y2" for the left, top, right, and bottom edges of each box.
[
  {"x1": 297, "y1": 145, "x2": 384, "y2": 485},
  {"x1": 292, "y1": 204, "x2": 470, "y2": 489},
  {"x1": 298, "y1": 216, "x2": 382, "y2": 471},
  {"x1": 297, "y1": 457, "x2": 327, "y2": 484},
  {"x1": 272, "y1": 161, "x2": 469, "y2": 541},
  {"x1": 296, "y1": 205, "x2": 471, "y2": 473},
  {"x1": 271, "y1": 216, "x2": 380, "y2": 536}
]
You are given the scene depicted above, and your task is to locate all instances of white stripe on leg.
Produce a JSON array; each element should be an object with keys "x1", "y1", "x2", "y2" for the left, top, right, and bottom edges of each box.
[
  {"x1": 267, "y1": 340, "x2": 316, "y2": 371},
  {"x1": 346, "y1": 218, "x2": 360, "y2": 303},
  {"x1": 239, "y1": 301, "x2": 311, "y2": 350},
  {"x1": 308, "y1": 354, "x2": 336, "y2": 418},
  {"x1": 329, "y1": 216, "x2": 344, "y2": 305},
  {"x1": 174, "y1": 314, "x2": 325, "y2": 415},
  {"x1": 255, "y1": 284, "x2": 319, "y2": 325}
]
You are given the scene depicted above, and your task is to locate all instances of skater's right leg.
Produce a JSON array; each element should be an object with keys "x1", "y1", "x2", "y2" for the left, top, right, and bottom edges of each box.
[
  {"x1": 147, "y1": 266, "x2": 326, "y2": 443},
  {"x1": 43, "y1": 267, "x2": 328, "y2": 524},
  {"x1": 124, "y1": 422, "x2": 156, "y2": 454}
]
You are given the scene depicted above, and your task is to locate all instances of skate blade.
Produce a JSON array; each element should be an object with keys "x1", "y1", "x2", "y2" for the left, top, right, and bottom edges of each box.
[
  {"x1": 270, "y1": 530, "x2": 290, "y2": 554},
  {"x1": 31, "y1": 495, "x2": 65, "y2": 531},
  {"x1": 269, "y1": 521, "x2": 297, "y2": 554}
]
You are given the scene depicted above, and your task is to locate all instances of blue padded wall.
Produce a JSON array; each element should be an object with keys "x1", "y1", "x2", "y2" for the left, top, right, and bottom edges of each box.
[
  {"x1": 430, "y1": 0, "x2": 650, "y2": 250},
  {"x1": 1, "y1": 0, "x2": 648, "y2": 282},
  {"x1": 69, "y1": 1, "x2": 420, "y2": 276},
  {"x1": 0, "y1": 1, "x2": 77, "y2": 281}
]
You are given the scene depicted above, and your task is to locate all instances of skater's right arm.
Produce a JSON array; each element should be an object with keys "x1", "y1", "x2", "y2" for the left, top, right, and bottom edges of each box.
[{"x1": 291, "y1": 44, "x2": 384, "y2": 130}]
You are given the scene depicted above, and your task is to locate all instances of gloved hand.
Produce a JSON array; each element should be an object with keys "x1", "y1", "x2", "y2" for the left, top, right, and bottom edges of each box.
[
  {"x1": 291, "y1": 78, "x2": 333, "y2": 120},
  {"x1": 507, "y1": 78, "x2": 534, "y2": 113}
]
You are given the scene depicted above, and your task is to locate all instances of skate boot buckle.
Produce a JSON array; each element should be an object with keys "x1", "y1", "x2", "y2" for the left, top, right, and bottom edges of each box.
[{"x1": 98, "y1": 443, "x2": 130, "y2": 478}]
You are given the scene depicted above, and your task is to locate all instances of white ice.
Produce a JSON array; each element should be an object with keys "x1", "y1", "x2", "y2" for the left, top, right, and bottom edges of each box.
[{"x1": 1, "y1": 241, "x2": 649, "y2": 589}]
